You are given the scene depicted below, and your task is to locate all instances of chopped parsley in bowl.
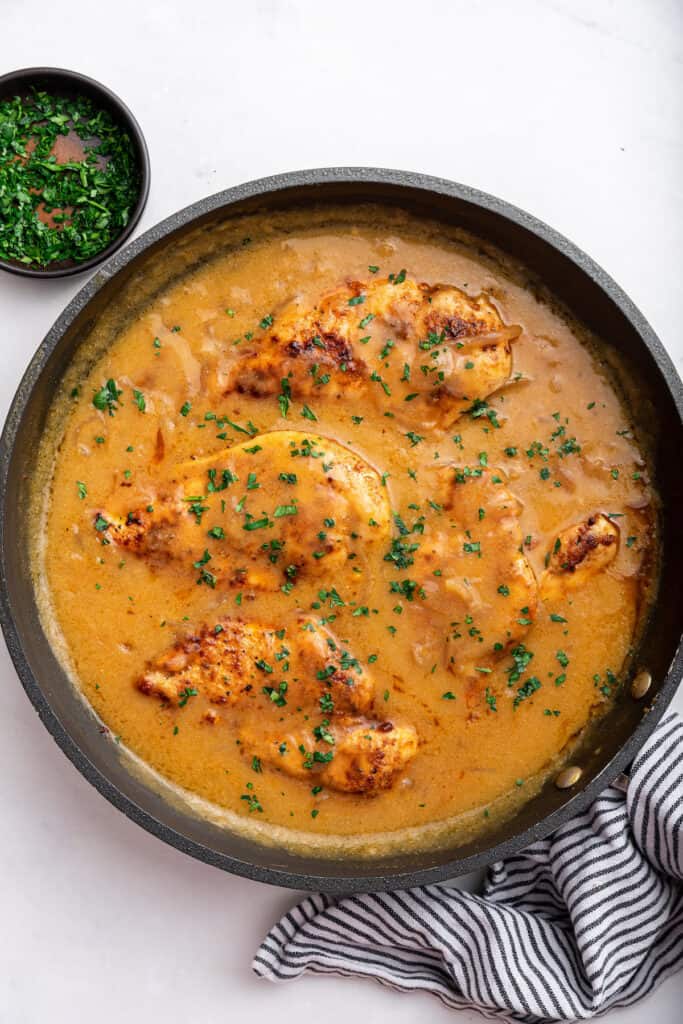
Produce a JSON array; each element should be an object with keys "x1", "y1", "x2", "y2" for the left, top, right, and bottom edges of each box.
[{"x1": 0, "y1": 68, "x2": 149, "y2": 277}]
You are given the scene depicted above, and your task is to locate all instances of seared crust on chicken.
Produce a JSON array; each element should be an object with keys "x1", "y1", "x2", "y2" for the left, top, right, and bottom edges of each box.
[
  {"x1": 136, "y1": 616, "x2": 418, "y2": 794},
  {"x1": 104, "y1": 503, "x2": 177, "y2": 559},
  {"x1": 540, "y1": 513, "x2": 619, "y2": 602},
  {"x1": 221, "y1": 277, "x2": 520, "y2": 427},
  {"x1": 137, "y1": 616, "x2": 373, "y2": 713},
  {"x1": 239, "y1": 717, "x2": 419, "y2": 794}
]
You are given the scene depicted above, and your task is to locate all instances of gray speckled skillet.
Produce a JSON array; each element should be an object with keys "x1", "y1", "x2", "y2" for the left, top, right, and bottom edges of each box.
[{"x1": 1, "y1": 168, "x2": 682, "y2": 892}]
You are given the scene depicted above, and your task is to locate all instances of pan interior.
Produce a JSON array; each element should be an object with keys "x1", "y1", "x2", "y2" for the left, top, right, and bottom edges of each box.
[{"x1": 2, "y1": 174, "x2": 682, "y2": 888}]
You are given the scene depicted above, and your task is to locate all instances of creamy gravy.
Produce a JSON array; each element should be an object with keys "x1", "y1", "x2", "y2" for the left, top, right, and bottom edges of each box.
[{"x1": 37, "y1": 205, "x2": 657, "y2": 856}]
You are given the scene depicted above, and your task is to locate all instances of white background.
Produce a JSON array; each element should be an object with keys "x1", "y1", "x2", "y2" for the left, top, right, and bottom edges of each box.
[{"x1": 1, "y1": 1, "x2": 681, "y2": 1021}]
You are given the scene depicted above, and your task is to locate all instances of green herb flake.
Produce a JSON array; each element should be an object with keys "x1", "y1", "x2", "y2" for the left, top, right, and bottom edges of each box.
[
  {"x1": 178, "y1": 687, "x2": 198, "y2": 708},
  {"x1": 93, "y1": 379, "x2": 122, "y2": 416}
]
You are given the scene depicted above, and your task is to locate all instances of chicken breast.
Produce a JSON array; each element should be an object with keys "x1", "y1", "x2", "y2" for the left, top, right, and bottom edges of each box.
[
  {"x1": 136, "y1": 615, "x2": 417, "y2": 794},
  {"x1": 138, "y1": 616, "x2": 373, "y2": 713},
  {"x1": 390, "y1": 466, "x2": 538, "y2": 682},
  {"x1": 239, "y1": 717, "x2": 419, "y2": 794},
  {"x1": 393, "y1": 470, "x2": 622, "y2": 686},
  {"x1": 97, "y1": 430, "x2": 391, "y2": 598},
  {"x1": 220, "y1": 276, "x2": 520, "y2": 427},
  {"x1": 540, "y1": 513, "x2": 620, "y2": 602}
]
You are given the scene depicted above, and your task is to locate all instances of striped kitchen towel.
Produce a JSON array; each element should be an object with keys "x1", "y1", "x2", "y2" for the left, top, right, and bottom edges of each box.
[{"x1": 254, "y1": 712, "x2": 683, "y2": 1022}]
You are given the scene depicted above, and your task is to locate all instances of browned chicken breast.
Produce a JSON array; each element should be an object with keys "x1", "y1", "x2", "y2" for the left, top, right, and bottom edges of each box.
[
  {"x1": 97, "y1": 430, "x2": 391, "y2": 599},
  {"x1": 390, "y1": 466, "x2": 538, "y2": 682},
  {"x1": 388, "y1": 469, "x2": 621, "y2": 692},
  {"x1": 106, "y1": 502, "x2": 177, "y2": 557},
  {"x1": 540, "y1": 513, "x2": 620, "y2": 602},
  {"x1": 239, "y1": 717, "x2": 419, "y2": 795},
  {"x1": 138, "y1": 616, "x2": 373, "y2": 712},
  {"x1": 220, "y1": 276, "x2": 520, "y2": 428},
  {"x1": 136, "y1": 616, "x2": 418, "y2": 794}
]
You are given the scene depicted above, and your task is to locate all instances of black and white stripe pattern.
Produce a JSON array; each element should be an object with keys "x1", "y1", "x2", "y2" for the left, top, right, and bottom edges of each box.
[{"x1": 254, "y1": 713, "x2": 683, "y2": 1022}]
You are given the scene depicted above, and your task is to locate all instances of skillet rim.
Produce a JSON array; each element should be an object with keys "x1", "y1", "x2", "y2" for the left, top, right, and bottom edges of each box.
[{"x1": 1, "y1": 166, "x2": 682, "y2": 893}]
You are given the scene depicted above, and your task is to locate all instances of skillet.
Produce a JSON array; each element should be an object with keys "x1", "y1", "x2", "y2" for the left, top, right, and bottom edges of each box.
[{"x1": 1, "y1": 168, "x2": 682, "y2": 892}]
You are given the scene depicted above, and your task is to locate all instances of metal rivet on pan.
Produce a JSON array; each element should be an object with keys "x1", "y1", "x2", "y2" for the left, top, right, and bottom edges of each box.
[
  {"x1": 555, "y1": 765, "x2": 582, "y2": 789},
  {"x1": 631, "y1": 670, "x2": 652, "y2": 700}
]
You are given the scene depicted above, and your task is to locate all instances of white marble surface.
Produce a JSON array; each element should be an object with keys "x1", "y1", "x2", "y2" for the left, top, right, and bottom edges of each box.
[{"x1": 1, "y1": 1, "x2": 681, "y2": 1020}]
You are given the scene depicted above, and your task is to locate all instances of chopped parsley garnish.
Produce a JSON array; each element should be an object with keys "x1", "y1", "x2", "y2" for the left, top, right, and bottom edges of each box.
[
  {"x1": 557, "y1": 438, "x2": 581, "y2": 457},
  {"x1": 513, "y1": 676, "x2": 542, "y2": 708},
  {"x1": 278, "y1": 377, "x2": 291, "y2": 418},
  {"x1": 467, "y1": 399, "x2": 501, "y2": 428},
  {"x1": 240, "y1": 791, "x2": 263, "y2": 813},
  {"x1": 178, "y1": 687, "x2": 198, "y2": 708},
  {"x1": 505, "y1": 643, "x2": 534, "y2": 683},
  {"x1": 185, "y1": 497, "x2": 209, "y2": 524},
  {"x1": 207, "y1": 468, "x2": 238, "y2": 492},
  {"x1": 93, "y1": 379, "x2": 122, "y2": 416},
  {"x1": 225, "y1": 418, "x2": 258, "y2": 437},
  {"x1": 194, "y1": 549, "x2": 216, "y2": 588},
  {"x1": 243, "y1": 515, "x2": 271, "y2": 531},
  {"x1": 263, "y1": 681, "x2": 288, "y2": 707},
  {"x1": 384, "y1": 535, "x2": 419, "y2": 570},
  {"x1": 0, "y1": 90, "x2": 140, "y2": 267},
  {"x1": 273, "y1": 503, "x2": 297, "y2": 518},
  {"x1": 389, "y1": 579, "x2": 422, "y2": 602}
]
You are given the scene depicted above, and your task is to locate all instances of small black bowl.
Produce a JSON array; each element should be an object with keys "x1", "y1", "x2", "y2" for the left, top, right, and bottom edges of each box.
[{"x1": 0, "y1": 67, "x2": 150, "y2": 279}]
